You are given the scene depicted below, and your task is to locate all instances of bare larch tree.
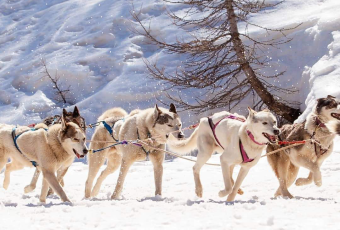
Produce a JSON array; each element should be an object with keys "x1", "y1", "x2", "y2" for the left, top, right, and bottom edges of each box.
[
  {"x1": 132, "y1": 0, "x2": 301, "y2": 123},
  {"x1": 41, "y1": 59, "x2": 71, "y2": 104}
]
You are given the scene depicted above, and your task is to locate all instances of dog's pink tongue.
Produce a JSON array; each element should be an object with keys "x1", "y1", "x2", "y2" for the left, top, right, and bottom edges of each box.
[{"x1": 75, "y1": 153, "x2": 80, "y2": 159}]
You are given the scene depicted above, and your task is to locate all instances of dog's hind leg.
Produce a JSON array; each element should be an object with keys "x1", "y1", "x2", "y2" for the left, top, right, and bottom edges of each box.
[
  {"x1": 111, "y1": 157, "x2": 136, "y2": 200},
  {"x1": 3, "y1": 160, "x2": 25, "y2": 190},
  {"x1": 267, "y1": 151, "x2": 294, "y2": 198},
  {"x1": 85, "y1": 149, "x2": 108, "y2": 198},
  {"x1": 193, "y1": 138, "x2": 214, "y2": 198},
  {"x1": 24, "y1": 168, "x2": 41, "y2": 193},
  {"x1": 226, "y1": 167, "x2": 250, "y2": 202},
  {"x1": 0, "y1": 154, "x2": 6, "y2": 174},
  {"x1": 91, "y1": 152, "x2": 122, "y2": 197},
  {"x1": 149, "y1": 151, "x2": 165, "y2": 196}
]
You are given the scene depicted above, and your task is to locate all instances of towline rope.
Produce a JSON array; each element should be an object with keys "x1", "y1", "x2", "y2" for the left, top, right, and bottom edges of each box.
[{"x1": 87, "y1": 120, "x2": 334, "y2": 166}]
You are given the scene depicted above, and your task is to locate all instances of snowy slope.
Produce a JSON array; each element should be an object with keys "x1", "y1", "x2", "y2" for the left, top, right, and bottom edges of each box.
[
  {"x1": 0, "y1": 0, "x2": 340, "y2": 125},
  {"x1": 1, "y1": 153, "x2": 340, "y2": 230}
]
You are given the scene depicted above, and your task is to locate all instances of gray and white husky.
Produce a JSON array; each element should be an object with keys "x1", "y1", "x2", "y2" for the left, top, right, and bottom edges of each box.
[
  {"x1": 267, "y1": 95, "x2": 340, "y2": 198},
  {"x1": 85, "y1": 104, "x2": 184, "y2": 199},
  {"x1": 0, "y1": 109, "x2": 88, "y2": 203},
  {"x1": 168, "y1": 108, "x2": 280, "y2": 201}
]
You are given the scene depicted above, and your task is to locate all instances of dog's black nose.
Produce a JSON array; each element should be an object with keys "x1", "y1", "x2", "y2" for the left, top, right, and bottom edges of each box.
[
  {"x1": 274, "y1": 129, "x2": 280, "y2": 135},
  {"x1": 83, "y1": 149, "x2": 88, "y2": 154},
  {"x1": 177, "y1": 132, "x2": 185, "y2": 139}
]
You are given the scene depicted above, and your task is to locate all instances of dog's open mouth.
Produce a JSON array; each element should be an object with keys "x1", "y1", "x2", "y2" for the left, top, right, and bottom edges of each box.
[
  {"x1": 331, "y1": 113, "x2": 340, "y2": 120},
  {"x1": 262, "y1": 133, "x2": 277, "y2": 143},
  {"x1": 73, "y1": 149, "x2": 83, "y2": 159}
]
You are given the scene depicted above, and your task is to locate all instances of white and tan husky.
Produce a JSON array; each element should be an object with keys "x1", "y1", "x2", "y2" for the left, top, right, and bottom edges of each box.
[
  {"x1": 0, "y1": 109, "x2": 88, "y2": 203},
  {"x1": 168, "y1": 108, "x2": 279, "y2": 201},
  {"x1": 85, "y1": 104, "x2": 184, "y2": 199},
  {"x1": 267, "y1": 95, "x2": 340, "y2": 198}
]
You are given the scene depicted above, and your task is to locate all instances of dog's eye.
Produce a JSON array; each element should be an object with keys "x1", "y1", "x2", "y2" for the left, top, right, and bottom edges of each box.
[
  {"x1": 83, "y1": 138, "x2": 86, "y2": 142},
  {"x1": 178, "y1": 124, "x2": 182, "y2": 127},
  {"x1": 168, "y1": 124, "x2": 173, "y2": 127},
  {"x1": 263, "y1": 122, "x2": 268, "y2": 125}
]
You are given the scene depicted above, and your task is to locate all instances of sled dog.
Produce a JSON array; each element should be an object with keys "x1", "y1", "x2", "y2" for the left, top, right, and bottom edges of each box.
[
  {"x1": 267, "y1": 95, "x2": 340, "y2": 198},
  {"x1": 0, "y1": 109, "x2": 88, "y2": 203},
  {"x1": 85, "y1": 104, "x2": 184, "y2": 198},
  {"x1": 168, "y1": 108, "x2": 279, "y2": 201},
  {"x1": 23, "y1": 106, "x2": 86, "y2": 194}
]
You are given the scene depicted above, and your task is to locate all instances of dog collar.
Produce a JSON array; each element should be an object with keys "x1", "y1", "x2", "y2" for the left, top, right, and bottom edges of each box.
[
  {"x1": 246, "y1": 130, "x2": 266, "y2": 145},
  {"x1": 314, "y1": 116, "x2": 326, "y2": 128}
]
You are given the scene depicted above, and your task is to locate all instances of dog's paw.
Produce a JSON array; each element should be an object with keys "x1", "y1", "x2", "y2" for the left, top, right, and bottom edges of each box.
[
  {"x1": 315, "y1": 180, "x2": 322, "y2": 187},
  {"x1": 195, "y1": 188, "x2": 203, "y2": 198},
  {"x1": 218, "y1": 189, "x2": 229, "y2": 198},
  {"x1": 24, "y1": 185, "x2": 36, "y2": 193}
]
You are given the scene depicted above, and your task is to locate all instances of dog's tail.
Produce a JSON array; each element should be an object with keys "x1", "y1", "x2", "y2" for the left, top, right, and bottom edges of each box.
[
  {"x1": 97, "y1": 107, "x2": 128, "y2": 121},
  {"x1": 129, "y1": 109, "x2": 141, "y2": 116},
  {"x1": 326, "y1": 120, "x2": 340, "y2": 135},
  {"x1": 167, "y1": 127, "x2": 199, "y2": 155}
]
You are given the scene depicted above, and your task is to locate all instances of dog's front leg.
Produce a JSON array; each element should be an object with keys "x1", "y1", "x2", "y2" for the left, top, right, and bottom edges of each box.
[
  {"x1": 149, "y1": 151, "x2": 165, "y2": 196},
  {"x1": 295, "y1": 171, "x2": 313, "y2": 186},
  {"x1": 218, "y1": 157, "x2": 233, "y2": 198},
  {"x1": 47, "y1": 166, "x2": 70, "y2": 196},
  {"x1": 42, "y1": 169, "x2": 71, "y2": 203},
  {"x1": 40, "y1": 178, "x2": 49, "y2": 203},
  {"x1": 290, "y1": 154, "x2": 322, "y2": 187},
  {"x1": 226, "y1": 167, "x2": 250, "y2": 202},
  {"x1": 24, "y1": 168, "x2": 41, "y2": 193}
]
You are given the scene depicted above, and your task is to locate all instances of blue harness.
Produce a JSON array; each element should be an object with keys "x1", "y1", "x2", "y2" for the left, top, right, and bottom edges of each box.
[{"x1": 11, "y1": 127, "x2": 47, "y2": 167}]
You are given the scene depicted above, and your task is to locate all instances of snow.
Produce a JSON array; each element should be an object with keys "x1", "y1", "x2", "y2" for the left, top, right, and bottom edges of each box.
[
  {"x1": 1, "y1": 152, "x2": 340, "y2": 229},
  {"x1": 1, "y1": 0, "x2": 340, "y2": 229}
]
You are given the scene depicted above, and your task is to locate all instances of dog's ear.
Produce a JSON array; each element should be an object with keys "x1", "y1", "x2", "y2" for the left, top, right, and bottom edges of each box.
[
  {"x1": 154, "y1": 104, "x2": 162, "y2": 118},
  {"x1": 247, "y1": 106, "x2": 256, "y2": 119},
  {"x1": 73, "y1": 106, "x2": 80, "y2": 118},
  {"x1": 327, "y1": 95, "x2": 335, "y2": 99},
  {"x1": 169, "y1": 103, "x2": 177, "y2": 114},
  {"x1": 61, "y1": 109, "x2": 68, "y2": 131}
]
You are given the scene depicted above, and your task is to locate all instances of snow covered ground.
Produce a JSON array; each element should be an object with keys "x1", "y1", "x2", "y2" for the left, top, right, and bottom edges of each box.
[{"x1": 1, "y1": 151, "x2": 340, "y2": 230}]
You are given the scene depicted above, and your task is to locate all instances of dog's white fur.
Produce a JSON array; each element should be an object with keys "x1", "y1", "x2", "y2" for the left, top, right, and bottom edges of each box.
[
  {"x1": 0, "y1": 111, "x2": 87, "y2": 203},
  {"x1": 168, "y1": 108, "x2": 279, "y2": 201},
  {"x1": 85, "y1": 104, "x2": 183, "y2": 199}
]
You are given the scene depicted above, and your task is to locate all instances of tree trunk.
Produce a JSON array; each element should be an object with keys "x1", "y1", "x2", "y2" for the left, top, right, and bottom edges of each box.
[{"x1": 226, "y1": 0, "x2": 300, "y2": 123}]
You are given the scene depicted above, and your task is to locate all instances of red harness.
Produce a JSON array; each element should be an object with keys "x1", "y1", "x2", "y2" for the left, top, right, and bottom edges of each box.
[{"x1": 207, "y1": 115, "x2": 263, "y2": 163}]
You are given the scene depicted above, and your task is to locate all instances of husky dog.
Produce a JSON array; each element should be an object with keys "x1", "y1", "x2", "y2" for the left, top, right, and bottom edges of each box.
[
  {"x1": 85, "y1": 104, "x2": 184, "y2": 199},
  {"x1": 167, "y1": 108, "x2": 279, "y2": 201},
  {"x1": 23, "y1": 106, "x2": 86, "y2": 194},
  {"x1": 0, "y1": 109, "x2": 88, "y2": 203},
  {"x1": 267, "y1": 95, "x2": 340, "y2": 198}
]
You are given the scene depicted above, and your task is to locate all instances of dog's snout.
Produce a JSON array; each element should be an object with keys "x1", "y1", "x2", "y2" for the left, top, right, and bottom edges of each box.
[
  {"x1": 177, "y1": 132, "x2": 185, "y2": 139},
  {"x1": 274, "y1": 129, "x2": 280, "y2": 135},
  {"x1": 83, "y1": 149, "x2": 88, "y2": 154}
]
